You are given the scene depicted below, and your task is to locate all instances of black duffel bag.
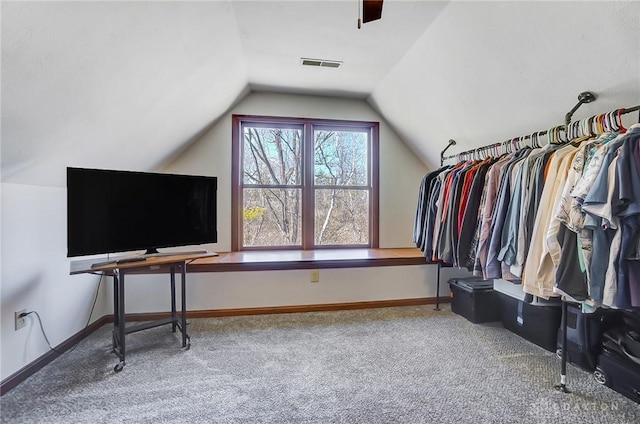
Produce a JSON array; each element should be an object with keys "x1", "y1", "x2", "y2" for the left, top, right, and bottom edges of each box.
[{"x1": 602, "y1": 311, "x2": 640, "y2": 364}]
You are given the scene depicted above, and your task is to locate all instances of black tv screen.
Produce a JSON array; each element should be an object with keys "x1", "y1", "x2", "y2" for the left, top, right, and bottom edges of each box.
[{"x1": 67, "y1": 167, "x2": 217, "y2": 257}]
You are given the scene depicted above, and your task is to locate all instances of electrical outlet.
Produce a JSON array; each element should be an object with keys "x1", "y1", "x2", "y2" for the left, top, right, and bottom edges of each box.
[
  {"x1": 310, "y1": 269, "x2": 320, "y2": 283},
  {"x1": 15, "y1": 310, "x2": 26, "y2": 331}
]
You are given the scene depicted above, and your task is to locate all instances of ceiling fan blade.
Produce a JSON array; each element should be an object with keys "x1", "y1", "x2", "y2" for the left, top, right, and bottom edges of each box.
[{"x1": 363, "y1": 0, "x2": 383, "y2": 24}]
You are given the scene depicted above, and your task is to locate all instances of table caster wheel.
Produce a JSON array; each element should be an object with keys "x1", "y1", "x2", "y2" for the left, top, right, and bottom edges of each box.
[{"x1": 114, "y1": 362, "x2": 125, "y2": 373}]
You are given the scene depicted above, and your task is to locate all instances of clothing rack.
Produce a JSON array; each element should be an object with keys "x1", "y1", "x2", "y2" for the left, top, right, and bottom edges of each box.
[
  {"x1": 437, "y1": 93, "x2": 640, "y2": 394},
  {"x1": 441, "y1": 104, "x2": 640, "y2": 164}
]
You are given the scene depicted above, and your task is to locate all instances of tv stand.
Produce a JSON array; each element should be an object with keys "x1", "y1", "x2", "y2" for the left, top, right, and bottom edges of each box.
[{"x1": 71, "y1": 252, "x2": 217, "y2": 372}]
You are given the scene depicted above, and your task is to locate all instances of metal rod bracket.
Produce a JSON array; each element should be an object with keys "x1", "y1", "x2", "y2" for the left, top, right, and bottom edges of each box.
[
  {"x1": 565, "y1": 91, "x2": 597, "y2": 127},
  {"x1": 440, "y1": 139, "x2": 456, "y2": 166}
]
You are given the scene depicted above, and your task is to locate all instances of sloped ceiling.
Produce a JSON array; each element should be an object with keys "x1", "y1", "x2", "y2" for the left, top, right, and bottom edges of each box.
[
  {"x1": 370, "y1": 1, "x2": 640, "y2": 168},
  {"x1": 2, "y1": 1, "x2": 249, "y2": 186},
  {"x1": 2, "y1": 1, "x2": 639, "y2": 187}
]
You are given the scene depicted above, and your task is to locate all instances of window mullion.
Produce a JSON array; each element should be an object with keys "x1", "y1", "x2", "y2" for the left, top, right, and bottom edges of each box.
[{"x1": 302, "y1": 123, "x2": 315, "y2": 250}]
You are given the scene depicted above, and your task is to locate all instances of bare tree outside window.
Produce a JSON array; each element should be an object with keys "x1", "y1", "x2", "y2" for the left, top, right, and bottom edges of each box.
[
  {"x1": 232, "y1": 115, "x2": 379, "y2": 251},
  {"x1": 314, "y1": 129, "x2": 369, "y2": 245},
  {"x1": 242, "y1": 126, "x2": 302, "y2": 247}
]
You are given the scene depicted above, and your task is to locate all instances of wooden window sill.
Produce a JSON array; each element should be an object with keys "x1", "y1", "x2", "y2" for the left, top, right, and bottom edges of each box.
[{"x1": 187, "y1": 248, "x2": 434, "y2": 272}]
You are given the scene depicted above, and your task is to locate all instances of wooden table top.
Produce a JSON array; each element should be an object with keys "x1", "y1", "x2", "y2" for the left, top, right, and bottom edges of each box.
[{"x1": 70, "y1": 251, "x2": 219, "y2": 275}]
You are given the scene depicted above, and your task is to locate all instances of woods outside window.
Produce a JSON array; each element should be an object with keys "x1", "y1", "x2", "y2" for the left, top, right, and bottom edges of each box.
[{"x1": 232, "y1": 115, "x2": 379, "y2": 250}]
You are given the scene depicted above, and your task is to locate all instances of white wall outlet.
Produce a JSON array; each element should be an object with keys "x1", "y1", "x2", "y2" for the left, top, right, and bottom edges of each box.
[
  {"x1": 15, "y1": 310, "x2": 27, "y2": 330},
  {"x1": 310, "y1": 269, "x2": 320, "y2": 283}
]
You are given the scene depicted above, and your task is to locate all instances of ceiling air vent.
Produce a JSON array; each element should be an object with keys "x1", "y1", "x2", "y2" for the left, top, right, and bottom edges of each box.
[{"x1": 301, "y1": 58, "x2": 342, "y2": 68}]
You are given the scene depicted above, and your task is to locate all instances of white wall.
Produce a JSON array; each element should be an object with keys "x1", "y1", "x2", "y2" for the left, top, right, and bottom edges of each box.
[
  {"x1": 99, "y1": 264, "x2": 473, "y2": 322},
  {"x1": 117, "y1": 91, "x2": 454, "y2": 314},
  {"x1": 162, "y1": 91, "x2": 428, "y2": 250},
  {"x1": 1, "y1": 183, "x2": 110, "y2": 381},
  {"x1": 115, "y1": 90, "x2": 467, "y2": 319},
  {"x1": 1, "y1": 92, "x2": 451, "y2": 382},
  {"x1": 116, "y1": 266, "x2": 445, "y2": 314}
]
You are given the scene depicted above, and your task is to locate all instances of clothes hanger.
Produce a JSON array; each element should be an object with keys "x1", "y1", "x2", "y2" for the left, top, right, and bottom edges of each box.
[
  {"x1": 579, "y1": 117, "x2": 588, "y2": 138},
  {"x1": 607, "y1": 110, "x2": 619, "y2": 132},
  {"x1": 596, "y1": 114, "x2": 605, "y2": 135},
  {"x1": 604, "y1": 111, "x2": 612, "y2": 132},
  {"x1": 555, "y1": 125, "x2": 568, "y2": 144},
  {"x1": 572, "y1": 120, "x2": 581, "y2": 140},
  {"x1": 525, "y1": 133, "x2": 533, "y2": 148},
  {"x1": 535, "y1": 130, "x2": 545, "y2": 148},
  {"x1": 601, "y1": 113, "x2": 611, "y2": 132},
  {"x1": 566, "y1": 122, "x2": 573, "y2": 141},
  {"x1": 616, "y1": 108, "x2": 627, "y2": 133},
  {"x1": 547, "y1": 126, "x2": 556, "y2": 145},
  {"x1": 593, "y1": 114, "x2": 602, "y2": 135},
  {"x1": 589, "y1": 116, "x2": 596, "y2": 136},
  {"x1": 586, "y1": 116, "x2": 595, "y2": 138},
  {"x1": 532, "y1": 131, "x2": 540, "y2": 148},
  {"x1": 602, "y1": 112, "x2": 612, "y2": 133}
]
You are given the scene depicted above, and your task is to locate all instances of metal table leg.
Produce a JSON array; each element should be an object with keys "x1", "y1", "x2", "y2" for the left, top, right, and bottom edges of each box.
[
  {"x1": 180, "y1": 263, "x2": 190, "y2": 349},
  {"x1": 112, "y1": 271, "x2": 119, "y2": 353},
  {"x1": 113, "y1": 269, "x2": 126, "y2": 372},
  {"x1": 170, "y1": 266, "x2": 177, "y2": 333},
  {"x1": 109, "y1": 259, "x2": 191, "y2": 370}
]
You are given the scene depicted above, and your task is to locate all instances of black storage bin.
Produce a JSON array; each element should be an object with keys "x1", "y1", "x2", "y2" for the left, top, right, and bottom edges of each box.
[
  {"x1": 556, "y1": 304, "x2": 602, "y2": 371},
  {"x1": 448, "y1": 277, "x2": 500, "y2": 324},
  {"x1": 595, "y1": 340, "x2": 640, "y2": 404},
  {"x1": 497, "y1": 292, "x2": 561, "y2": 352}
]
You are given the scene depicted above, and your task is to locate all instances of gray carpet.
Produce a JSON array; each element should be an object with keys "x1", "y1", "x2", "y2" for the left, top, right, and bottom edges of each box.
[{"x1": 1, "y1": 305, "x2": 639, "y2": 423}]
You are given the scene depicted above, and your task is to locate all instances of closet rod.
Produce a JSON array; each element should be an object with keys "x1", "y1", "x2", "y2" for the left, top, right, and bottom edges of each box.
[{"x1": 441, "y1": 105, "x2": 640, "y2": 163}]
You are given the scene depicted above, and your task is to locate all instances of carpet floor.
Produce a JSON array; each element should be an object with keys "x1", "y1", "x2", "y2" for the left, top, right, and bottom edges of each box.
[{"x1": 1, "y1": 305, "x2": 639, "y2": 423}]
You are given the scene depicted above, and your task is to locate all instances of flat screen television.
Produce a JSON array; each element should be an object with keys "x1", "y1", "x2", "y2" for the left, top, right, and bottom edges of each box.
[{"x1": 67, "y1": 167, "x2": 217, "y2": 257}]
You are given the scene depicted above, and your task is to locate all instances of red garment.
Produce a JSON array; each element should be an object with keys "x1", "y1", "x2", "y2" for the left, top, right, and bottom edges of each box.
[{"x1": 457, "y1": 161, "x2": 482, "y2": 235}]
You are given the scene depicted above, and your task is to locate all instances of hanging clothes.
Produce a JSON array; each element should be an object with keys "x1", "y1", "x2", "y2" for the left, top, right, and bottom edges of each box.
[
  {"x1": 521, "y1": 142, "x2": 580, "y2": 297},
  {"x1": 415, "y1": 114, "x2": 640, "y2": 311},
  {"x1": 457, "y1": 158, "x2": 495, "y2": 269},
  {"x1": 528, "y1": 124, "x2": 640, "y2": 308}
]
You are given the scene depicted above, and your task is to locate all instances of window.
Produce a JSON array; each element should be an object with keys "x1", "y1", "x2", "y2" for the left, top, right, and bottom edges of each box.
[{"x1": 232, "y1": 115, "x2": 379, "y2": 250}]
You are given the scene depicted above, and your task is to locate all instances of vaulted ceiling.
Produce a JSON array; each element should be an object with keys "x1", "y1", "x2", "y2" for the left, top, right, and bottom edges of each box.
[{"x1": 2, "y1": 1, "x2": 639, "y2": 187}]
